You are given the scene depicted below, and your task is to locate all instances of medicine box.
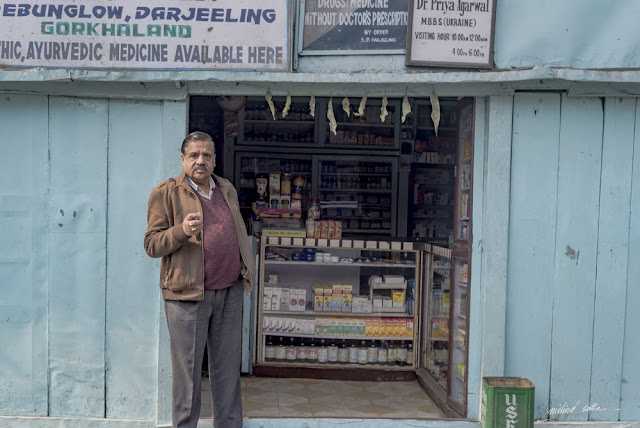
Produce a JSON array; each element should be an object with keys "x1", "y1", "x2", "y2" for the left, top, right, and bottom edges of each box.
[
  {"x1": 271, "y1": 288, "x2": 281, "y2": 311},
  {"x1": 280, "y1": 288, "x2": 289, "y2": 311},
  {"x1": 263, "y1": 287, "x2": 272, "y2": 311}
]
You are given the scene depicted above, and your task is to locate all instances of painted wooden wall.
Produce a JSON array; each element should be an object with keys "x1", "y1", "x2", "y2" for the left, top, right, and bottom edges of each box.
[
  {"x1": 0, "y1": 94, "x2": 181, "y2": 420},
  {"x1": 505, "y1": 94, "x2": 640, "y2": 421}
]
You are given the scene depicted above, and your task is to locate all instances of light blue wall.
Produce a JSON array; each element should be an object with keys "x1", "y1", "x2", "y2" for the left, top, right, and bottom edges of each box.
[
  {"x1": 0, "y1": 94, "x2": 187, "y2": 422},
  {"x1": 297, "y1": 0, "x2": 640, "y2": 73},
  {"x1": 505, "y1": 95, "x2": 640, "y2": 421},
  {"x1": 493, "y1": 0, "x2": 640, "y2": 69}
]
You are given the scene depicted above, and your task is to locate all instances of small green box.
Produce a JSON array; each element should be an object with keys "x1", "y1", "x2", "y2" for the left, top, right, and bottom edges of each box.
[{"x1": 481, "y1": 377, "x2": 535, "y2": 428}]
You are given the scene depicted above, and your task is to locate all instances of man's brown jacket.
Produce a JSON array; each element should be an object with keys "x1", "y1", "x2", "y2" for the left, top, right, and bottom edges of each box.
[{"x1": 144, "y1": 172, "x2": 256, "y2": 301}]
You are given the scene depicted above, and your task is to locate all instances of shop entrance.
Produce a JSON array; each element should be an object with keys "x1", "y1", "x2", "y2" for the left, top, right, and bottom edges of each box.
[{"x1": 188, "y1": 94, "x2": 474, "y2": 419}]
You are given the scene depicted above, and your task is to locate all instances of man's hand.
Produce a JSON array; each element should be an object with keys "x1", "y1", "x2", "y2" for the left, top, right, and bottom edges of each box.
[{"x1": 182, "y1": 212, "x2": 203, "y2": 237}]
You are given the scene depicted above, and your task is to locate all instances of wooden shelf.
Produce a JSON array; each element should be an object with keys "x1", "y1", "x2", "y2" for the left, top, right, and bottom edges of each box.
[
  {"x1": 321, "y1": 172, "x2": 391, "y2": 177},
  {"x1": 265, "y1": 260, "x2": 416, "y2": 268},
  {"x1": 320, "y1": 188, "x2": 392, "y2": 194},
  {"x1": 330, "y1": 122, "x2": 394, "y2": 129},
  {"x1": 258, "y1": 360, "x2": 414, "y2": 370},
  {"x1": 264, "y1": 310, "x2": 413, "y2": 317},
  {"x1": 263, "y1": 332, "x2": 414, "y2": 341},
  {"x1": 245, "y1": 119, "x2": 315, "y2": 125}
]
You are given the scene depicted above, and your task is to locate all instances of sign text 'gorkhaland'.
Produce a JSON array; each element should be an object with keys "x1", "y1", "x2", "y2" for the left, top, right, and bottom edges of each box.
[{"x1": 0, "y1": 0, "x2": 291, "y2": 71}]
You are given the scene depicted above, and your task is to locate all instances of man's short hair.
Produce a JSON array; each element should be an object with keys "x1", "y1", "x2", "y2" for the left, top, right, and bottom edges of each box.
[{"x1": 181, "y1": 131, "x2": 214, "y2": 155}]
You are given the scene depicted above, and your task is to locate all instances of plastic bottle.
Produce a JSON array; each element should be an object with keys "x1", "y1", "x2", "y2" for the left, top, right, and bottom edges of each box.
[
  {"x1": 328, "y1": 340, "x2": 338, "y2": 363},
  {"x1": 308, "y1": 341, "x2": 318, "y2": 362},
  {"x1": 275, "y1": 337, "x2": 286, "y2": 362},
  {"x1": 297, "y1": 342, "x2": 307, "y2": 360},
  {"x1": 285, "y1": 337, "x2": 297, "y2": 361},
  {"x1": 348, "y1": 342, "x2": 359, "y2": 364},
  {"x1": 317, "y1": 339, "x2": 328, "y2": 363},
  {"x1": 387, "y1": 342, "x2": 397, "y2": 366},
  {"x1": 338, "y1": 339, "x2": 349, "y2": 363},
  {"x1": 265, "y1": 338, "x2": 275, "y2": 361},
  {"x1": 358, "y1": 341, "x2": 368, "y2": 365},
  {"x1": 397, "y1": 341, "x2": 408, "y2": 366},
  {"x1": 406, "y1": 342, "x2": 414, "y2": 366},
  {"x1": 377, "y1": 340, "x2": 388, "y2": 365},
  {"x1": 367, "y1": 341, "x2": 378, "y2": 364}
]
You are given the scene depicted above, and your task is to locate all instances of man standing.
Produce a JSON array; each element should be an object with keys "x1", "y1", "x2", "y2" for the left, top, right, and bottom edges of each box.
[{"x1": 144, "y1": 132, "x2": 256, "y2": 428}]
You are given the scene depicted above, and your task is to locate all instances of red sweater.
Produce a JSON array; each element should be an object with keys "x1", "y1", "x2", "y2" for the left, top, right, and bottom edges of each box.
[{"x1": 196, "y1": 187, "x2": 242, "y2": 290}]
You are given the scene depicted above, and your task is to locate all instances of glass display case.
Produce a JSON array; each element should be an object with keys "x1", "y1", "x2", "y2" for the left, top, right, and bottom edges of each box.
[
  {"x1": 454, "y1": 100, "x2": 474, "y2": 246},
  {"x1": 316, "y1": 157, "x2": 398, "y2": 236},
  {"x1": 422, "y1": 245, "x2": 452, "y2": 391},
  {"x1": 322, "y1": 98, "x2": 401, "y2": 150},
  {"x1": 240, "y1": 96, "x2": 319, "y2": 146},
  {"x1": 256, "y1": 238, "x2": 420, "y2": 374},
  {"x1": 408, "y1": 101, "x2": 457, "y2": 245},
  {"x1": 449, "y1": 254, "x2": 469, "y2": 411},
  {"x1": 234, "y1": 153, "x2": 313, "y2": 214}
]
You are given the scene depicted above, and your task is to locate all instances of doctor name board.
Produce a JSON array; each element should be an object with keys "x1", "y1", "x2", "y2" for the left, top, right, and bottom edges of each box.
[
  {"x1": 0, "y1": 0, "x2": 291, "y2": 71},
  {"x1": 406, "y1": 0, "x2": 495, "y2": 68}
]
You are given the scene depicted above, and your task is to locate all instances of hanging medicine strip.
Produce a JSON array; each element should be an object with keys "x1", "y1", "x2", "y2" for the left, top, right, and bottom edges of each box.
[
  {"x1": 380, "y1": 95, "x2": 389, "y2": 123},
  {"x1": 402, "y1": 94, "x2": 411, "y2": 123},
  {"x1": 327, "y1": 97, "x2": 337, "y2": 135},
  {"x1": 309, "y1": 96, "x2": 316, "y2": 117},
  {"x1": 282, "y1": 93, "x2": 292, "y2": 118},
  {"x1": 342, "y1": 97, "x2": 351, "y2": 117},
  {"x1": 354, "y1": 95, "x2": 367, "y2": 117},
  {"x1": 265, "y1": 89, "x2": 276, "y2": 120},
  {"x1": 430, "y1": 90, "x2": 441, "y2": 136}
]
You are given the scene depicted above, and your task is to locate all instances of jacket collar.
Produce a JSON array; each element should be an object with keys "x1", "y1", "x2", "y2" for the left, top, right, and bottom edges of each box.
[{"x1": 177, "y1": 171, "x2": 231, "y2": 196}]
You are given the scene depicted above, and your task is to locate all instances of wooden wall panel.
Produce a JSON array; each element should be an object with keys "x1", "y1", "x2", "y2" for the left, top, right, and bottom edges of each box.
[
  {"x1": 0, "y1": 94, "x2": 49, "y2": 416},
  {"x1": 47, "y1": 97, "x2": 109, "y2": 417},
  {"x1": 105, "y1": 100, "x2": 163, "y2": 419},
  {"x1": 505, "y1": 93, "x2": 561, "y2": 419},
  {"x1": 589, "y1": 97, "x2": 635, "y2": 420},
  {"x1": 549, "y1": 96, "x2": 604, "y2": 421},
  {"x1": 620, "y1": 98, "x2": 640, "y2": 421},
  {"x1": 480, "y1": 96, "x2": 513, "y2": 379}
]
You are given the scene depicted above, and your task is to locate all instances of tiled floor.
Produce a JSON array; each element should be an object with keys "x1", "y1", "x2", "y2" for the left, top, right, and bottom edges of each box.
[{"x1": 201, "y1": 377, "x2": 445, "y2": 419}]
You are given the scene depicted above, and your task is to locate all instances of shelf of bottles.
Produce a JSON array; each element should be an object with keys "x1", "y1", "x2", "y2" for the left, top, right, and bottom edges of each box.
[
  {"x1": 449, "y1": 256, "x2": 469, "y2": 405},
  {"x1": 325, "y1": 98, "x2": 398, "y2": 149},
  {"x1": 262, "y1": 336, "x2": 414, "y2": 368},
  {"x1": 425, "y1": 249, "x2": 452, "y2": 391},
  {"x1": 236, "y1": 155, "x2": 312, "y2": 211},
  {"x1": 318, "y1": 159, "x2": 395, "y2": 235},
  {"x1": 241, "y1": 97, "x2": 317, "y2": 145}
]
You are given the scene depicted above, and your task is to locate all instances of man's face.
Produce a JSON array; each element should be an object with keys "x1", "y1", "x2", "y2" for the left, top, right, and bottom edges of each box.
[{"x1": 181, "y1": 140, "x2": 216, "y2": 185}]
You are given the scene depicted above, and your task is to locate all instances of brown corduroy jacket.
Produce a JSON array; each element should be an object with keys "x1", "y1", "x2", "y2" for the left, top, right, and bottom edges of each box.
[{"x1": 144, "y1": 172, "x2": 256, "y2": 300}]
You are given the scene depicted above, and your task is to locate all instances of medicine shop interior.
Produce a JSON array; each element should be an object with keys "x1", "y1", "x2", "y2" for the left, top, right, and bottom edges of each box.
[{"x1": 189, "y1": 94, "x2": 475, "y2": 417}]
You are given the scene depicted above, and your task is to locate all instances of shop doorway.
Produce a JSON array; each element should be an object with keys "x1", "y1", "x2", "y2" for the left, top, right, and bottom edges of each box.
[{"x1": 188, "y1": 95, "x2": 474, "y2": 419}]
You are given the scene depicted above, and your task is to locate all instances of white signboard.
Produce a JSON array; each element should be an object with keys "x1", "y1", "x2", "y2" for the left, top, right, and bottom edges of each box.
[
  {"x1": 406, "y1": 0, "x2": 495, "y2": 68},
  {"x1": 0, "y1": 0, "x2": 291, "y2": 71}
]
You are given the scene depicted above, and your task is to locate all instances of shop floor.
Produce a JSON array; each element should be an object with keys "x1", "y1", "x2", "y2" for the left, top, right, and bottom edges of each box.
[{"x1": 200, "y1": 376, "x2": 445, "y2": 419}]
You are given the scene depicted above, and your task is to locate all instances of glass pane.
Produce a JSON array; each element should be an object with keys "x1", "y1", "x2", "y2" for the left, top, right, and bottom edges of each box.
[
  {"x1": 326, "y1": 99, "x2": 395, "y2": 148},
  {"x1": 449, "y1": 257, "x2": 469, "y2": 405},
  {"x1": 319, "y1": 160, "x2": 393, "y2": 235},
  {"x1": 237, "y1": 155, "x2": 312, "y2": 213},
  {"x1": 243, "y1": 98, "x2": 316, "y2": 144},
  {"x1": 425, "y1": 253, "x2": 451, "y2": 391}
]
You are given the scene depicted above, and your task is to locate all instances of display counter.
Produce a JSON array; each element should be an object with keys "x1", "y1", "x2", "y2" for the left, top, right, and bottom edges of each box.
[{"x1": 254, "y1": 237, "x2": 421, "y2": 380}]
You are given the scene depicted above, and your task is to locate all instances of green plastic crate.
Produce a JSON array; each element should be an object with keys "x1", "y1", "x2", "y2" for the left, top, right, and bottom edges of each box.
[{"x1": 481, "y1": 377, "x2": 535, "y2": 428}]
